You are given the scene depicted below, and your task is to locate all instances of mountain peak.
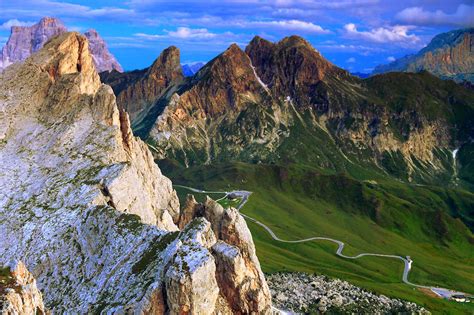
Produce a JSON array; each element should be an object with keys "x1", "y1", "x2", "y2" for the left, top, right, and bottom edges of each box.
[
  {"x1": 224, "y1": 43, "x2": 244, "y2": 56},
  {"x1": 279, "y1": 35, "x2": 312, "y2": 48},
  {"x1": 83, "y1": 28, "x2": 123, "y2": 72},
  {"x1": 0, "y1": 17, "x2": 122, "y2": 73},
  {"x1": 207, "y1": 42, "x2": 253, "y2": 78},
  {"x1": 37, "y1": 16, "x2": 64, "y2": 27},
  {"x1": 148, "y1": 45, "x2": 182, "y2": 76},
  {"x1": 248, "y1": 35, "x2": 273, "y2": 46},
  {"x1": 31, "y1": 32, "x2": 100, "y2": 95},
  {"x1": 246, "y1": 35, "x2": 340, "y2": 105},
  {"x1": 84, "y1": 28, "x2": 99, "y2": 37},
  {"x1": 105, "y1": 45, "x2": 183, "y2": 122}
]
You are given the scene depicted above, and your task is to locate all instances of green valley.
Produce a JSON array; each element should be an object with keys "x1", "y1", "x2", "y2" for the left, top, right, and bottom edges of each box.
[{"x1": 162, "y1": 161, "x2": 474, "y2": 313}]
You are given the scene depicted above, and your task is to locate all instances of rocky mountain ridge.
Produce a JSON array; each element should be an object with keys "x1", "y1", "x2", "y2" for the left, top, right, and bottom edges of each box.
[
  {"x1": 373, "y1": 28, "x2": 473, "y2": 83},
  {"x1": 0, "y1": 32, "x2": 271, "y2": 313},
  {"x1": 0, "y1": 17, "x2": 122, "y2": 73},
  {"x1": 103, "y1": 35, "x2": 474, "y2": 186}
]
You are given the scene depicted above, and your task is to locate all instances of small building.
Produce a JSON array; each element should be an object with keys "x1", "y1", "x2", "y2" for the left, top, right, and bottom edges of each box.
[{"x1": 450, "y1": 295, "x2": 470, "y2": 303}]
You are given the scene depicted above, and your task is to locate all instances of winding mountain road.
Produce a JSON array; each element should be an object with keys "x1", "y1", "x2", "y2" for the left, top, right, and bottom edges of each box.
[{"x1": 175, "y1": 185, "x2": 468, "y2": 300}]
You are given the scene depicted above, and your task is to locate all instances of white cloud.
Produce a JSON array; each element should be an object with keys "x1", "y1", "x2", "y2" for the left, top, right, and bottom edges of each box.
[
  {"x1": 0, "y1": 19, "x2": 34, "y2": 30},
  {"x1": 168, "y1": 27, "x2": 216, "y2": 39},
  {"x1": 133, "y1": 33, "x2": 165, "y2": 40},
  {"x1": 396, "y1": 4, "x2": 474, "y2": 27},
  {"x1": 346, "y1": 57, "x2": 356, "y2": 63},
  {"x1": 249, "y1": 19, "x2": 330, "y2": 33},
  {"x1": 387, "y1": 56, "x2": 396, "y2": 62},
  {"x1": 134, "y1": 27, "x2": 233, "y2": 41},
  {"x1": 343, "y1": 23, "x2": 420, "y2": 44},
  {"x1": 318, "y1": 43, "x2": 385, "y2": 54}
]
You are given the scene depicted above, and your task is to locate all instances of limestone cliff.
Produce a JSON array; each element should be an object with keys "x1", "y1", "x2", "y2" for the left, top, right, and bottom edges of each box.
[
  {"x1": 0, "y1": 261, "x2": 47, "y2": 315},
  {"x1": 0, "y1": 32, "x2": 272, "y2": 313}
]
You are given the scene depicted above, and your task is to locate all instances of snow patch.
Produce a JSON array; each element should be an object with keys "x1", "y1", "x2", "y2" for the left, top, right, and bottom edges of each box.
[
  {"x1": 249, "y1": 61, "x2": 269, "y2": 93},
  {"x1": 452, "y1": 148, "x2": 459, "y2": 159},
  {"x1": 153, "y1": 131, "x2": 172, "y2": 141}
]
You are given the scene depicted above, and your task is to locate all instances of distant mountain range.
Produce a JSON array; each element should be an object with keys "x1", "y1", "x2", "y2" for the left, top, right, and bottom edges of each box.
[
  {"x1": 102, "y1": 34, "x2": 474, "y2": 190},
  {"x1": 181, "y1": 62, "x2": 205, "y2": 77},
  {"x1": 0, "y1": 17, "x2": 122, "y2": 72},
  {"x1": 373, "y1": 28, "x2": 473, "y2": 83}
]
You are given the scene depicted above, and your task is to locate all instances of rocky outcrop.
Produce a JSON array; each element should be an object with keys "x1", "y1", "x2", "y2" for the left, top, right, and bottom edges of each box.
[
  {"x1": 0, "y1": 17, "x2": 122, "y2": 73},
  {"x1": 0, "y1": 32, "x2": 271, "y2": 313},
  {"x1": 373, "y1": 28, "x2": 474, "y2": 83},
  {"x1": 84, "y1": 29, "x2": 123, "y2": 73},
  {"x1": 0, "y1": 261, "x2": 47, "y2": 315},
  {"x1": 268, "y1": 272, "x2": 430, "y2": 314},
  {"x1": 102, "y1": 46, "x2": 184, "y2": 123},
  {"x1": 177, "y1": 197, "x2": 273, "y2": 314}
]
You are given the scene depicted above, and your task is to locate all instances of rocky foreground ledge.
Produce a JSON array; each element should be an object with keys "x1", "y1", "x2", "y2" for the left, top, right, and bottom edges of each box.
[{"x1": 268, "y1": 273, "x2": 430, "y2": 314}]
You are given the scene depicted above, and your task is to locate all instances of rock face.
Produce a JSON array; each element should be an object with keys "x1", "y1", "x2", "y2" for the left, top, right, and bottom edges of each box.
[
  {"x1": 140, "y1": 35, "x2": 474, "y2": 185},
  {"x1": 0, "y1": 32, "x2": 271, "y2": 313},
  {"x1": 0, "y1": 17, "x2": 122, "y2": 73},
  {"x1": 0, "y1": 261, "x2": 47, "y2": 315},
  {"x1": 373, "y1": 28, "x2": 474, "y2": 83},
  {"x1": 147, "y1": 43, "x2": 289, "y2": 166},
  {"x1": 102, "y1": 46, "x2": 183, "y2": 123},
  {"x1": 177, "y1": 197, "x2": 272, "y2": 314},
  {"x1": 245, "y1": 35, "x2": 349, "y2": 108},
  {"x1": 84, "y1": 29, "x2": 123, "y2": 73},
  {"x1": 267, "y1": 272, "x2": 430, "y2": 314}
]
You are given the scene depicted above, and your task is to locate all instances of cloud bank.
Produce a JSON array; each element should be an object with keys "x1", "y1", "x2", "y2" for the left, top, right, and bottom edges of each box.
[
  {"x1": 343, "y1": 23, "x2": 420, "y2": 45},
  {"x1": 396, "y1": 4, "x2": 474, "y2": 27}
]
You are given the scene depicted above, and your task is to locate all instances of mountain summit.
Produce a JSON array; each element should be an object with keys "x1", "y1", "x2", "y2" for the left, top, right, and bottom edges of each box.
[
  {"x1": 100, "y1": 45, "x2": 184, "y2": 122},
  {"x1": 0, "y1": 17, "x2": 66, "y2": 70},
  {"x1": 84, "y1": 29, "x2": 123, "y2": 72},
  {"x1": 0, "y1": 17, "x2": 122, "y2": 73},
  {"x1": 246, "y1": 35, "x2": 350, "y2": 107}
]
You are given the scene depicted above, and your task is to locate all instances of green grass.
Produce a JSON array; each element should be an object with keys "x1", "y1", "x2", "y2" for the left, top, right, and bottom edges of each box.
[{"x1": 162, "y1": 161, "x2": 474, "y2": 314}]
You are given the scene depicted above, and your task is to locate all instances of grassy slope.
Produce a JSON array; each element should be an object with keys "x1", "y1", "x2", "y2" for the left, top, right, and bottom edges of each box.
[{"x1": 162, "y1": 161, "x2": 474, "y2": 314}]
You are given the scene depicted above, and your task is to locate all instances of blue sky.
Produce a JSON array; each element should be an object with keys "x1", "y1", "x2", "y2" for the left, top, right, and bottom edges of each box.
[{"x1": 1, "y1": 1, "x2": 473, "y2": 72}]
